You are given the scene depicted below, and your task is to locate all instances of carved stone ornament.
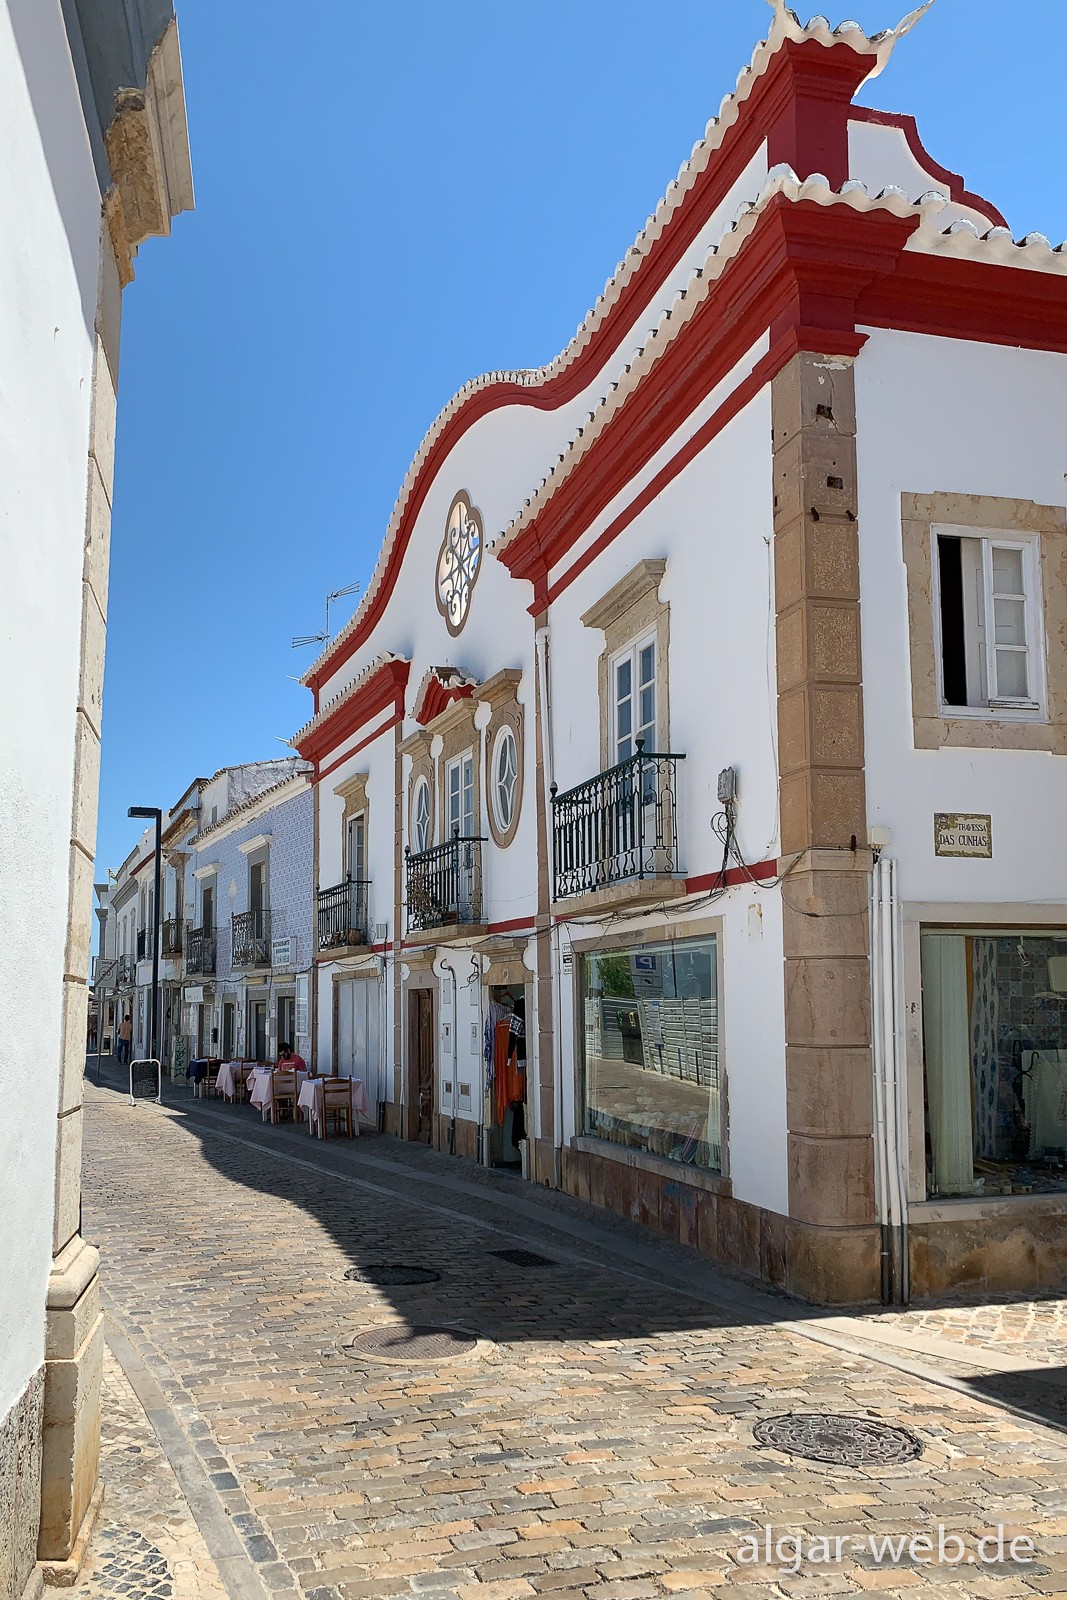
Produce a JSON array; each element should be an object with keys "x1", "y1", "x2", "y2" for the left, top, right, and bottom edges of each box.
[{"x1": 436, "y1": 491, "x2": 483, "y2": 636}]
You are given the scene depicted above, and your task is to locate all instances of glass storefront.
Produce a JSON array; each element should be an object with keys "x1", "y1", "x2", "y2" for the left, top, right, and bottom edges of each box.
[
  {"x1": 579, "y1": 936, "x2": 720, "y2": 1171},
  {"x1": 921, "y1": 929, "x2": 1067, "y2": 1198}
]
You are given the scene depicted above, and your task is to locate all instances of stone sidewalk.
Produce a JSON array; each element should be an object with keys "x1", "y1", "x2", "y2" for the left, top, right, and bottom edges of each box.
[{"x1": 78, "y1": 1077, "x2": 1067, "y2": 1600}]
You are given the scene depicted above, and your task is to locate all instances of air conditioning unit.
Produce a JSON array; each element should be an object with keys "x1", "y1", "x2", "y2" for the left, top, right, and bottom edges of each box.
[{"x1": 373, "y1": 922, "x2": 389, "y2": 944}]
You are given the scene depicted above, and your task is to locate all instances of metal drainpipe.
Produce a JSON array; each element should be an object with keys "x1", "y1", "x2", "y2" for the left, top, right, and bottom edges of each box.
[
  {"x1": 440, "y1": 957, "x2": 458, "y2": 1154},
  {"x1": 872, "y1": 854, "x2": 909, "y2": 1304}
]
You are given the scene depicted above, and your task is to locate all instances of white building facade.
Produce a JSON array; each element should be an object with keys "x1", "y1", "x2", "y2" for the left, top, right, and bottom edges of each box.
[
  {"x1": 0, "y1": 0, "x2": 191, "y2": 1588},
  {"x1": 295, "y1": 5, "x2": 1067, "y2": 1307},
  {"x1": 97, "y1": 760, "x2": 315, "y2": 1079}
]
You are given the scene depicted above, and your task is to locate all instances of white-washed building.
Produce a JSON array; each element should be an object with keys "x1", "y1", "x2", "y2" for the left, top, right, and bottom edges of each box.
[
  {"x1": 98, "y1": 759, "x2": 315, "y2": 1077},
  {"x1": 0, "y1": 0, "x2": 192, "y2": 1584},
  {"x1": 294, "y1": 4, "x2": 1067, "y2": 1305}
]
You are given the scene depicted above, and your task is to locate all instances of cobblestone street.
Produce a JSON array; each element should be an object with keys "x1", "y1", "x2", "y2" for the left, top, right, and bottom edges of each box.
[{"x1": 79, "y1": 1076, "x2": 1067, "y2": 1600}]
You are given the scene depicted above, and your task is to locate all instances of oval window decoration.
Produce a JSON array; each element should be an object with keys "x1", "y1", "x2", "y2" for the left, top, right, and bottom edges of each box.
[
  {"x1": 436, "y1": 491, "x2": 483, "y2": 636},
  {"x1": 413, "y1": 777, "x2": 432, "y2": 853},
  {"x1": 493, "y1": 726, "x2": 519, "y2": 834}
]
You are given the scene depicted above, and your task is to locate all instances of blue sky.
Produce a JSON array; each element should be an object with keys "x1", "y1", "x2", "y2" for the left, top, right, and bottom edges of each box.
[{"x1": 97, "y1": 0, "x2": 1067, "y2": 876}]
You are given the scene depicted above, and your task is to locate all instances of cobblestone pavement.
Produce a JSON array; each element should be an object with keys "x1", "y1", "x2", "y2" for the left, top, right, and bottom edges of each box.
[
  {"x1": 70, "y1": 1347, "x2": 227, "y2": 1600},
  {"x1": 81, "y1": 1078, "x2": 1067, "y2": 1600},
  {"x1": 855, "y1": 1301, "x2": 1067, "y2": 1369}
]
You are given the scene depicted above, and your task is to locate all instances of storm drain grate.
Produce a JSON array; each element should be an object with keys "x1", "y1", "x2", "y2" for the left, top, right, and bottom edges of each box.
[
  {"x1": 344, "y1": 1264, "x2": 441, "y2": 1286},
  {"x1": 753, "y1": 1413, "x2": 923, "y2": 1468},
  {"x1": 489, "y1": 1247, "x2": 558, "y2": 1268},
  {"x1": 342, "y1": 1324, "x2": 479, "y2": 1364}
]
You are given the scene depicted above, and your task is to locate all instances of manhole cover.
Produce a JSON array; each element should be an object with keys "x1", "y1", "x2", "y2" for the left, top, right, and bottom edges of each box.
[
  {"x1": 342, "y1": 1324, "x2": 479, "y2": 1363},
  {"x1": 344, "y1": 1264, "x2": 441, "y2": 1286},
  {"x1": 489, "y1": 1247, "x2": 557, "y2": 1268},
  {"x1": 752, "y1": 1413, "x2": 922, "y2": 1467}
]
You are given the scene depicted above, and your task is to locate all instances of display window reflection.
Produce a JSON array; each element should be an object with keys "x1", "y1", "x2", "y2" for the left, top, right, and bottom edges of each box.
[
  {"x1": 921, "y1": 929, "x2": 1067, "y2": 1197},
  {"x1": 580, "y1": 937, "x2": 720, "y2": 1171}
]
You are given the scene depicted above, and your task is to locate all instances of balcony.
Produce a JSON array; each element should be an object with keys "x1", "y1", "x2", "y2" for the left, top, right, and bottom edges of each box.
[
  {"x1": 161, "y1": 918, "x2": 183, "y2": 957},
  {"x1": 117, "y1": 953, "x2": 136, "y2": 986},
  {"x1": 136, "y1": 927, "x2": 152, "y2": 962},
  {"x1": 185, "y1": 925, "x2": 216, "y2": 976},
  {"x1": 406, "y1": 832, "x2": 484, "y2": 935},
  {"x1": 317, "y1": 880, "x2": 370, "y2": 953},
  {"x1": 551, "y1": 744, "x2": 685, "y2": 904},
  {"x1": 232, "y1": 908, "x2": 272, "y2": 967}
]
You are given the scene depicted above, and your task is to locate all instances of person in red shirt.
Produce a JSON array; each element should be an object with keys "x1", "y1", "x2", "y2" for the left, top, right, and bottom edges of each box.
[{"x1": 278, "y1": 1042, "x2": 308, "y2": 1073}]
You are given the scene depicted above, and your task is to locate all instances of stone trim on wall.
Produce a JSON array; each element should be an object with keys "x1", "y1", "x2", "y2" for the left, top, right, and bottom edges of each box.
[
  {"x1": 901, "y1": 491, "x2": 1067, "y2": 753},
  {"x1": 484, "y1": 702, "x2": 524, "y2": 849},
  {"x1": 772, "y1": 353, "x2": 878, "y2": 1298},
  {"x1": 580, "y1": 559, "x2": 671, "y2": 772}
]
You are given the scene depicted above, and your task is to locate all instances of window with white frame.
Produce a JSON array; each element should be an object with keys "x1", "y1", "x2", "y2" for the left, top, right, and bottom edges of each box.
[
  {"x1": 345, "y1": 812, "x2": 366, "y2": 881},
  {"x1": 445, "y1": 751, "x2": 475, "y2": 839},
  {"x1": 611, "y1": 634, "x2": 657, "y2": 763},
  {"x1": 935, "y1": 529, "x2": 1043, "y2": 713},
  {"x1": 492, "y1": 727, "x2": 518, "y2": 833},
  {"x1": 412, "y1": 778, "x2": 432, "y2": 853}
]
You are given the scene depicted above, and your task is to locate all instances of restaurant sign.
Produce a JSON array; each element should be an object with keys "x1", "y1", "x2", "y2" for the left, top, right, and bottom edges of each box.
[
  {"x1": 183, "y1": 985, "x2": 204, "y2": 1004},
  {"x1": 934, "y1": 813, "x2": 992, "y2": 858},
  {"x1": 271, "y1": 936, "x2": 293, "y2": 967}
]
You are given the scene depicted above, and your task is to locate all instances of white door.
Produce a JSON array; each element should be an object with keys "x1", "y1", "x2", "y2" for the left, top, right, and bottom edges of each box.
[{"x1": 337, "y1": 978, "x2": 381, "y2": 1108}]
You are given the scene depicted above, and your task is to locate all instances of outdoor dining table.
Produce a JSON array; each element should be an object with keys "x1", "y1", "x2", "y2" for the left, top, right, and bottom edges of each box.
[
  {"x1": 297, "y1": 1076, "x2": 370, "y2": 1138},
  {"x1": 248, "y1": 1066, "x2": 309, "y2": 1119},
  {"x1": 213, "y1": 1061, "x2": 249, "y2": 1101}
]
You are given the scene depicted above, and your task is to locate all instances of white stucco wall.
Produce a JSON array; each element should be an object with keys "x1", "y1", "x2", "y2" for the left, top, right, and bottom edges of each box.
[
  {"x1": 0, "y1": 3, "x2": 100, "y2": 1422},
  {"x1": 855, "y1": 327, "x2": 1067, "y2": 907}
]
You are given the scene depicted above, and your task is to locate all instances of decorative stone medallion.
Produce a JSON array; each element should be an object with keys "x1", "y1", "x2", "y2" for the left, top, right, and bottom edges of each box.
[
  {"x1": 436, "y1": 491, "x2": 483, "y2": 636},
  {"x1": 752, "y1": 1413, "x2": 923, "y2": 1467}
]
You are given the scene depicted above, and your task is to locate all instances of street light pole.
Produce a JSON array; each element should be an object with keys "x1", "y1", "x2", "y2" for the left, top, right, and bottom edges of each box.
[{"x1": 129, "y1": 806, "x2": 163, "y2": 1069}]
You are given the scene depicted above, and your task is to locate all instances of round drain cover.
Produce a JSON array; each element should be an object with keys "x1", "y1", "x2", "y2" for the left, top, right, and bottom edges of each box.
[
  {"x1": 752, "y1": 1413, "x2": 922, "y2": 1467},
  {"x1": 342, "y1": 1324, "x2": 478, "y2": 1363},
  {"x1": 344, "y1": 1264, "x2": 441, "y2": 1286}
]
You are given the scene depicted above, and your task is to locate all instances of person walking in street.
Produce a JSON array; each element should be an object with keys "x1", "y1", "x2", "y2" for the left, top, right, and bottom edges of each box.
[{"x1": 116, "y1": 1014, "x2": 133, "y2": 1066}]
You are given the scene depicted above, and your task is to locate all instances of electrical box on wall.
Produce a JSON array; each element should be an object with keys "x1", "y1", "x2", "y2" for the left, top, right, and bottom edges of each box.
[{"x1": 717, "y1": 766, "x2": 737, "y2": 803}]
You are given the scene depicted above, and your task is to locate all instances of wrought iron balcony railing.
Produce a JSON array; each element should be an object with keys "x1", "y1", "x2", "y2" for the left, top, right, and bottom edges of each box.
[
  {"x1": 232, "y1": 908, "x2": 272, "y2": 967},
  {"x1": 405, "y1": 832, "x2": 484, "y2": 932},
  {"x1": 550, "y1": 743, "x2": 685, "y2": 901},
  {"x1": 161, "y1": 918, "x2": 183, "y2": 957},
  {"x1": 136, "y1": 927, "x2": 151, "y2": 962},
  {"x1": 185, "y1": 925, "x2": 216, "y2": 975},
  {"x1": 317, "y1": 880, "x2": 371, "y2": 951}
]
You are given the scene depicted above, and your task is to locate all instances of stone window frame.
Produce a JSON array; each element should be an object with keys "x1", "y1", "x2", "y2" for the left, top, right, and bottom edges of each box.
[
  {"x1": 408, "y1": 757, "x2": 435, "y2": 852},
  {"x1": 435, "y1": 699, "x2": 482, "y2": 843},
  {"x1": 333, "y1": 771, "x2": 370, "y2": 883},
  {"x1": 901, "y1": 492, "x2": 1067, "y2": 753},
  {"x1": 580, "y1": 559, "x2": 670, "y2": 772},
  {"x1": 567, "y1": 912, "x2": 730, "y2": 1185},
  {"x1": 478, "y1": 668, "x2": 525, "y2": 851}
]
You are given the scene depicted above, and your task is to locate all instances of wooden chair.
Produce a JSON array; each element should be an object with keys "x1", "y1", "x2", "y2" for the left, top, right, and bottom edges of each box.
[
  {"x1": 270, "y1": 1066, "x2": 298, "y2": 1125},
  {"x1": 205, "y1": 1058, "x2": 223, "y2": 1098},
  {"x1": 321, "y1": 1075, "x2": 355, "y2": 1140}
]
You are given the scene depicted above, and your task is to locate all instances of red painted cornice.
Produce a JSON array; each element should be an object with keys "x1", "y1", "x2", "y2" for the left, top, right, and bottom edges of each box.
[
  {"x1": 414, "y1": 676, "x2": 474, "y2": 726},
  {"x1": 500, "y1": 197, "x2": 917, "y2": 605},
  {"x1": 303, "y1": 37, "x2": 872, "y2": 694},
  {"x1": 849, "y1": 107, "x2": 1008, "y2": 231},
  {"x1": 295, "y1": 657, "x2": 410, "y2": 766}
]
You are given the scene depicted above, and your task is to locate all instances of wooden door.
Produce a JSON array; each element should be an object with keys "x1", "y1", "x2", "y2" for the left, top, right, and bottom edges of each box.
[{"x1": 409, "y1": 989, "x2": 434, "y2": 1143}]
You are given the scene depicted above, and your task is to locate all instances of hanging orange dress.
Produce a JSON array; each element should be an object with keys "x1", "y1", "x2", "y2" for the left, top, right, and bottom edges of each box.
[{"x1": 494, "y1": 1017, "x2": 525, "y2": 1125}]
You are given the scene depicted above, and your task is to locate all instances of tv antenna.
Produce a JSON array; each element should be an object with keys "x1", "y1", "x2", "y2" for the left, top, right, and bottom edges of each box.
[{"x1": 292, "y1": 581, "x2": 361, "y2": 649}]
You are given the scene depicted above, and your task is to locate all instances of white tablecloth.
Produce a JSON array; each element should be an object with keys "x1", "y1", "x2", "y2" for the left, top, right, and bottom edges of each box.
[
  {"x1": 214, "y1": 1061, "x2": 246, "y2": 1101},
  {"x1": 297, "y1": 1077, "x2": 369, "y2": 1137},
  {"x1": 249, "y1": 1067, "x2": 308, "y2": 1116}
]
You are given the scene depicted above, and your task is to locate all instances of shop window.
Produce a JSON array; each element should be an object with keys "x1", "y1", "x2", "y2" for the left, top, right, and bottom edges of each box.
[
  {"x1": 934, "y1": 530, "x2": 1043, "y2": 714},
  {"x1": 580, "y1": 936, "x2": 720, "y2": 1171},
  {"x1": 921, "y1": 929, "x2": 1067, "y2": 1198}
]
